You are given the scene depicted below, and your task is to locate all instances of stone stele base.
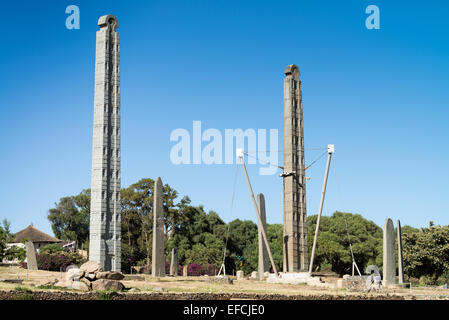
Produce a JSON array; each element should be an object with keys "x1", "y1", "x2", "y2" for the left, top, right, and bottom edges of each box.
[{"x1": 266, "y1": 272, "x2": 334, "y2": 288}]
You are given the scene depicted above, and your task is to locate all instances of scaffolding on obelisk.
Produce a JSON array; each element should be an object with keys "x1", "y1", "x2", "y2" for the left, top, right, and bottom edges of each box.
[
  {"x1": 89, "y1": 15, "x2": 121, "y2": 272},
  {"x1": 282, "y1": 64, "x2": 308, "y2": 272}
]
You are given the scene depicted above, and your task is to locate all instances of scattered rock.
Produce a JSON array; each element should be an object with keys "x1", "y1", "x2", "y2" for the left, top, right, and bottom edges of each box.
[
  {"x1": 123, "y1": 275, "x2": 145, "y2": 281},
  {"x1": 250, "y1": 271, "x2": 259, "y2": 279},
  {"x1": 96, "y1": 271, "x2": 125, "y2": 281},
  {"x1": 40, "y1": 278, "x2": 58, "y2": 286},
  {"x1": 152, "y1": 286, "x2": 165, "y2": 292},
  {"x1": 80, "y1": 261, "x2": 103, "y2": 274},
  {"x1": 205, "y1": 276, "x2": 233, "y2": 285},
  {"x1": 80, "y1": 277, "x2": 92, "y2": 289},
  {"x1": 91, "y1": 279, "x2": 125, "y2": 291},
  {"x1": 66, "y1": 268, "x2": 84, "y2": 281},
  {"x1": 336, "y1": 279, "x2": 344, "y2": 288},
  {"x1": 72, "y1": 281, "x2": 90, "y2": 292},
  {"x1": 85, "y1": 273, "x2": 97, "y2": 281},
  {"x1": 54, "y1": 280, "x2": 69, "y2": 288}
]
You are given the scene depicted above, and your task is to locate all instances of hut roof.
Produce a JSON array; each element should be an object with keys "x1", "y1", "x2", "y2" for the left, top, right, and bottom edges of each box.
[{"x1": 12, "y1": 223, "x2": 62, "y2": 243}]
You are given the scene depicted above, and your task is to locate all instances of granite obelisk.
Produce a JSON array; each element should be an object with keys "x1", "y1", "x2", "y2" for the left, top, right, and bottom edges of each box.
[
  {"x1": 257, "y1": 193, "x2": 270, "y2": 278},
  {"x1": 89, "y1": 15, "x2": 121, "y2": 272},
  {"x1": 152, "y1": 177, "x2": 165, "y2": 277},
  {"x1": 383, "y1": 218, "x2": 395, "y2": 286},
  {"x1": 283, "y1": 65, "x2": 308, "y2": 272}
]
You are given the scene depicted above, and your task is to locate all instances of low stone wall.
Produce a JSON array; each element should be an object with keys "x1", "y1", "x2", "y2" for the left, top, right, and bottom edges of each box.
[{"x1": 0, "y1": 290, "x2": 406, "y2": 300}]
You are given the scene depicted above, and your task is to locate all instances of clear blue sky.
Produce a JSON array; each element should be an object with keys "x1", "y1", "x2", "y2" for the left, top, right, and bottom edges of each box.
[{"x1": 1, "y1": 1, "x2": 448, "y2": 235}]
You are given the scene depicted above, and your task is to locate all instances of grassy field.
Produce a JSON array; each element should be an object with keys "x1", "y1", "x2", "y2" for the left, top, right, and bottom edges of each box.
[{"x1": 0, "y1": 266, "x2": 447, "y2": 299}]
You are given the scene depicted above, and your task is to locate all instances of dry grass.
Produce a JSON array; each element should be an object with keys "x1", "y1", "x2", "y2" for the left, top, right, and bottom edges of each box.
[{"x1": 1, "y1": 266, "x2": 447, "y2": 299}]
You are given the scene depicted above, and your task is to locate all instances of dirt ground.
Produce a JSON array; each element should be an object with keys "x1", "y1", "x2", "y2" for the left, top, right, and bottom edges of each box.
[{"x1": 0, "y1": 266, "x2": 448, "y2": 300}]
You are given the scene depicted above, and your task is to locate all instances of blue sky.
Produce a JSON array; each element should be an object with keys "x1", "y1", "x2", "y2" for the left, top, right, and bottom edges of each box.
[{"x1": 0, "y1": 1, "x2": 448, "y2": 235}]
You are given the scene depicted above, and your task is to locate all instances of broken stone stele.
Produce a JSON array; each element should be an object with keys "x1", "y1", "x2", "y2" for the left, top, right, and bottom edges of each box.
[
  {"x1": 397, "y1": 219, "x2": 404, "y2": 284},
  {"x1": 170, "y1": 247, "x2": 178, "y2": 276},
  {"x1": 25, "y1": 241, "x2": 38, "y2": 271},
  {"x1": 152, "y1": 177, "x2": 165, "y2": 277},
  {"x1": 283, "y1": 64, "x2": 308, "y2": 272},
  {"x1": 88, "y1": 14, "x2": 121, "y2": 272},
  {"x1": 383, "y1": 218, "x2": 396, "y2": 286},
  {"x1": 257, "y1": 193, "x2": 269, "y2": 279}
]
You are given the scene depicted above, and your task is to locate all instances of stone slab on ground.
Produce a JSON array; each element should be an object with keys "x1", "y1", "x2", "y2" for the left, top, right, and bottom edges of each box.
[
  {"x1": 266, "y1": 272, "x2": 335, "y2": 288},
  {"x1": 91, "y1": 279, "x2": 125, "y2": 291},
  {"x1": 123, "y1": 275, "x2": 145, "y2": 281},
  {"x1": 96, "y1": 271, "x2": 124, "y2": 281}
]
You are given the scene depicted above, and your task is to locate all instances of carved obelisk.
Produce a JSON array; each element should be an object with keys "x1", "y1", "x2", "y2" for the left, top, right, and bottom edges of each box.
[
  {"x1": 283, "y1": 65, "x2": 308, "y2": 272},
  {"x1": 89, "y1": 15, "x2": 121, "y2": 272},
  {"x1": 257, "y1": 193, "x2": 269, "y2": 278},
  {"x1": 152, "y1": 177, "x2": 165, "y2": 277}
]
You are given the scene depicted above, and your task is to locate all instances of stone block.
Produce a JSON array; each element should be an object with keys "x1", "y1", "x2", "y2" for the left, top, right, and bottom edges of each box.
[
  {"x1": 92, "y1": 279, "x2": 125, "y2": 291},
  {"x1": 96, "y1": 271, "x2": 124, "y2": 280},
  {"x1": 80, "y1": 261, "x2": 103, "y2": 274}
]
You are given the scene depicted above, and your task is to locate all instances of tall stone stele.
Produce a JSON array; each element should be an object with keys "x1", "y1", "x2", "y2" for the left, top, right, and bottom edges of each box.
[
  {"x1": 397, "y1": 220, "x2": 404, "y2": 284},
  {"x1": 257, "y1": 193, "x2": 269, "y2": 278},
  {"x1": 282, "y1": 64, "x2": 308, "y2": 272},
  {"x1": 89, "y1": 15, "x2": 121, "y2": 272},
  {"x1": 25, "y1": 241, "x2": 38, "y2": 271},
  {"x1": 383, "y1": 218, "x2": 396, "y2": 286},
  {"x1": 152, "y1": 177, "x2": 165, "y2": 277},
  {"x1": 170, "y1": 248, "x2": 178, "y2": 276}
]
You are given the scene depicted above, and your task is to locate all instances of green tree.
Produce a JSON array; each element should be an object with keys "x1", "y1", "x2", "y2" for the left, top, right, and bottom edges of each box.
[
  {"x1": 307, "y1": 211, "x2": 382, "y2": 275},
  {"x1": 120, "y1": 178, "x2": 186, "y2": 268},
  {"x1": 403, "y1": 224, "x2": 449, "y2": 283},
  {"x1": 0, "y1": 219, "x2": 12, "y2": 261},
  {"x1": 47, "y1": 189, "x2": 90, "y2": 246}
]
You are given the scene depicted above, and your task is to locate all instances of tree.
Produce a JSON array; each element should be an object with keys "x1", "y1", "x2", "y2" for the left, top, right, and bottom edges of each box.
[
  {"x1": 0, "y1": 219, "x2": 14, "y2": 262},
  {"x1": 402, "y1": 224, "x2": 449, "y2": 283},
  {"x1": 120, "y1": 178, "x2": 186, "y2": 268},
  {"x1": 47, "y1": 189, "x2": 90, "y2": 246},
  {"x1": 307, "y1": 211, "x2": 382, "y2": 275}
]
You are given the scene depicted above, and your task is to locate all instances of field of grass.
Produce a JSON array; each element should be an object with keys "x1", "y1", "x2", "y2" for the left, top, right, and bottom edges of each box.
[{"x1": 1, "y1": 266, "x2": 448, "y2": 299}]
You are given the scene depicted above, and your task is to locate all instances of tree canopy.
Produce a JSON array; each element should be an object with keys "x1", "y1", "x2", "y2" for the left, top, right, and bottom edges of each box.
[{"x1": 45, "y1": 179, "x2": 449, "y2": 283}]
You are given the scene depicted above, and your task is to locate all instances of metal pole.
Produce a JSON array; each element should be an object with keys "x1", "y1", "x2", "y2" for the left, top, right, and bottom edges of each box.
[
  {"x1": 238, "y1": 151, "x2": 279, "y2": 276},
  {"x1": 308, "y1": 145, "x2": 334, "y2": 274}
]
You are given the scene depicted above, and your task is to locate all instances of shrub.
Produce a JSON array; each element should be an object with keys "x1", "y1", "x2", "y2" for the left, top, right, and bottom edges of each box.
[
  {"x1": 165, "y1": 261, "x2": 170, "y2": 275},
  {"x1": 437, "y1": 271, "x2": 449, "y2": 286},
  {"x1": 419, "y1": 275, "x2": 437, "y2": 286},
  {"x1": 138, "y1": 265, "x2": 151, "y2": 274},
  {"x1": 200, "y1": 264, "x2": 219, "y2": 276},
  {"x1": 39, "y1": 243, "x2": 65, "y2": 254},
  {"x1": 187, "y1": 263, "x2": 200, "y2": 276},
  {"x1": 37, "y1": 254, "x2": 72, "y2": 271},
  {"x1": 36, "y1": 251, "x2": 86, "y2": 272},
  {"x1": 97, "y1": 290, "x2": 118, "y2": 300},
  {"x1": 5, "y1": 246, "x2": 26, "y2": 262},
  {"x1": 14, "y1": 286, "x2": 34, "y2": 300}
]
